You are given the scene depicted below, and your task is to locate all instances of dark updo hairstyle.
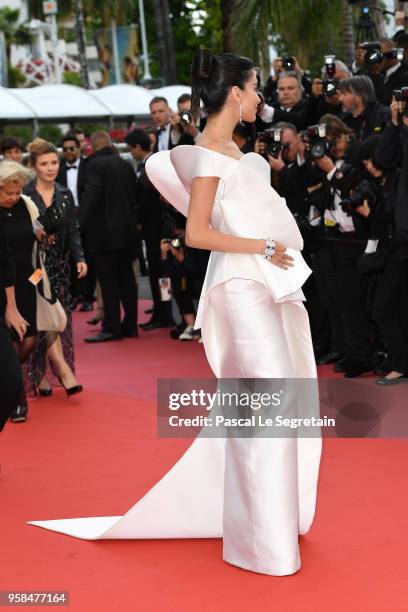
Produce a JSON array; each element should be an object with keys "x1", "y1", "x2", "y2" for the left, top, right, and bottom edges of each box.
[{"x1": 191, "y1": 49, "x2": 254, "y2": 120}]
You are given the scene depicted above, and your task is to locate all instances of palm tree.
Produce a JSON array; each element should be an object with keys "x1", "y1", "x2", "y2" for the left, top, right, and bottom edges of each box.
[
  {"x1": 342, "y1": 0, "x2": 355, "y2": 68},
  {"x1": 72, "y1": 0, "x2": 90, "y2": 88},
  {"x1": 226, "y1": 0, "x2": 391, "y2": 79},
  {"x1": 153, "y1": 0, "x2": 177, "y2": 84},
  {"x1": 220, "y1": 0, "x2": 237, "y2": 52},
  {"x1": 0, "y1": 7, "x2": 32, "y2": 85},
  {"x1": 229, "y1": 0, "x2": 337, "y2": 75},
  {"x1": 0, "y1": 7, "x2": 32, "y2": 58}
]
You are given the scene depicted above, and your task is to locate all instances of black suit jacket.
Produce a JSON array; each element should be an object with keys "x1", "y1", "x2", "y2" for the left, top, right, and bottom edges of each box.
[
  {"x1": 153, "y1": 126, "x2": 195, "y2": 152},
  {"x1": 369, "y1": 64, "x2": 408, "y2": 106},
  {"x1": 79, "y1": 147, "x2": 140, "y2": 251},
  {"x1": 56, "y1": 157, "x2": 88, "y2": 203}
]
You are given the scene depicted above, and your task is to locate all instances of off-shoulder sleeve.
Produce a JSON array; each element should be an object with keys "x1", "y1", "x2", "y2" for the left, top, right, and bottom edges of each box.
[
  {"x1": 145, "y1": 145, "x2": 224, "y2": 218},
  {"x1": 170, "y1": 145, "x2": 223, "y2": 195},
  {"x1": 145, "y1": 150, "x2": 190, "y2": 216}
]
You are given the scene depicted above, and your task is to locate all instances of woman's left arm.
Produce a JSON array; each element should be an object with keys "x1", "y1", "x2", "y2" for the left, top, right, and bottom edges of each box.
[{"x1": 64, "y1": 191, "x2": 87, "y2": 277}]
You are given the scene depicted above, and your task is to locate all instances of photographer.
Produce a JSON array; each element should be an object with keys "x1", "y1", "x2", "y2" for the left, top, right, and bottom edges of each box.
[
  {"x1": 393, "y1": 10, "x2": 408, "y2": 63},
  {"x1": 355, "y1": 38, "x2": 408, "y2": 106},
  {"x1": 339, "y1": 75, "x2": 390, "y2": 142},
  {"x1": 258, "y1": 72, "x2": 308, "y2": 131},
  {"x1": 369, "y1": 96, "x2": 408, "y2": 383},
  {"x1": 307, "y1": 118, "x2": 377, "y2": 376},
  {"x1": 301, "y1": 60, "x2": 351, "y2": 126},
  {"x1": 257, "y1": 122, "x2": 332, "y2": 359},
  {"x1": 160, "y1": 230, "x2": 209, "y2": 341},
  {"x1": 169, "y1": 94, "x2": 201, "y2": 146},
  {"x1": 263, "y1": 56, "x2": 311, "y2": 105},
  {"x1": 126, "y1": 129, "x2": 174, "y2": 331}
]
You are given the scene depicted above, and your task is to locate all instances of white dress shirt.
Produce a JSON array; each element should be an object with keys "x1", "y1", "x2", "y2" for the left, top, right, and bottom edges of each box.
[{"x1": 66, "y1": 161, "x2": 80, "y2": 207}]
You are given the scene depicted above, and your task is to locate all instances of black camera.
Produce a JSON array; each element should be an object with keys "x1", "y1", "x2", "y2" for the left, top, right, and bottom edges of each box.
[
  {"x1": 332, "y1": 163, "x2": 362, "y2": 198},
  {"x1": 393, "y1": 86, "x2": 408, "y2": 102},
  {"x1": 257, "y1": 128, "x2": 289, "y2": 159},
  {"x1": 179, "y1": 110, "x2": 193, "y2": 126},
  {"x1": 340, "y1": 180, "x2": 378, "y2": 214},
  {"x1": 361, "y1": 42, "x2": 383, "y2": 65},
  {"x1": 282, "y1": 56, "x2": 296, "y2": 71},
  {"x1": 324, "y1": 55, "x2": 336, "y2": 78},
  {"x1": 322, "y1": 78, "x2": 339, "y2": 97},
  {"x1": 384, "y1": 48, "x2": 404, "y2": 62},
  {"x1": 301, "y1": 124, "x2": 329, "y2": 160},
  {"x1": 393, "y1": 86, "x2": 408, "y2": 116}
]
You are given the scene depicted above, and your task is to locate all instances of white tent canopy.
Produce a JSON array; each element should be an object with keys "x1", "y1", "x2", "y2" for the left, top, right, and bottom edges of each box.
[
  {"x1": 0, "y1": 87, "x2": 37, "y2": 120},
  {"x1": 89, "y1": 84, "x2": 154, "y2": 117},
  {"x1": 9, "y1": 84, "x2": 111, "y2": 120},
  {"x1": 0, "y1": 84, "x2": 192, "y2": 123},
  {"x1": 151, "y1": 85, "x2": 191, "y2": 110}
]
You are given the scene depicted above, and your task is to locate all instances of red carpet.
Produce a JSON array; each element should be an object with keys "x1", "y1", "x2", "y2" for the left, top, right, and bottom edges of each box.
[{"x1": 1, "y1": 302, "x2": 408, "y2": 611}]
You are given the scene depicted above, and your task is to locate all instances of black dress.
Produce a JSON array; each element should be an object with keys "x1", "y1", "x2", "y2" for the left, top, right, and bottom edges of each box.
[
  {"x1": 22, "y1": 181, "x2": 85, "y2": 389},
  {"x1": 0, "y1": 216, "x2": 23, "y2": 430},
  {"x1": 0, "y1": 198, "x2": 36, "y2": 336}
]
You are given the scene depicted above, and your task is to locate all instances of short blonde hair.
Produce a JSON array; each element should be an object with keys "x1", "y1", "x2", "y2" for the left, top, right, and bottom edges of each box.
[{"x1": 0, "y1": 160, "x2": 31, "y2": 187}]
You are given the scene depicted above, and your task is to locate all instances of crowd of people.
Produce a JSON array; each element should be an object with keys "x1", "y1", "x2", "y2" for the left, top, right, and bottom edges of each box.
[{"x1": 1, "y1": 18, "x2": 408, "y2": 429}]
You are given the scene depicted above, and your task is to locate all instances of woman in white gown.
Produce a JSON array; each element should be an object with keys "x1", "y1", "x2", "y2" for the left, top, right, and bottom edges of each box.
[{"x1": 28, "y1": 50, "x2": 321, "y2": 576}]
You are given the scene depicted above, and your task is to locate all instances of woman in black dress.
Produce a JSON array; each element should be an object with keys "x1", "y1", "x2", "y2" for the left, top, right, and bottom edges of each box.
[
  {"x1": 0, "y1": 161, "x2": 37, "y2": 422},
  {"x1": 0, "y1": 213, "x2": 26, "y2": 430},
  {"x1": 24, "y1": 139, "x2": 87, "y2": 396}
]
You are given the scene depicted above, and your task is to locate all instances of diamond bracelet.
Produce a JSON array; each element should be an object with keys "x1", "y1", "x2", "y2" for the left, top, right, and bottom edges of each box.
[{"x1": 264, "y1": 237, "x2": 276, "y2": 260}]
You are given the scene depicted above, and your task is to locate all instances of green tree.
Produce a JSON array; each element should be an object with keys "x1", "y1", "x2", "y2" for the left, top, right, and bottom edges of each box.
[
  {"x1": 0, "y1": 7, "x2": 32, "y2": 86},
  {"x1": 132, "y1": 0, "x2": 222, "y2": 84},
  {"x1": 228, "y1": 0, "x2": 342, "y2": 78}
]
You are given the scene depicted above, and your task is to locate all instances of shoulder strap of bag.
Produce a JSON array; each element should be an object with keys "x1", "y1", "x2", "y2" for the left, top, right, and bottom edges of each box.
[{"x1": 21, "y1": 194, "x2": 40, "y2": 223}]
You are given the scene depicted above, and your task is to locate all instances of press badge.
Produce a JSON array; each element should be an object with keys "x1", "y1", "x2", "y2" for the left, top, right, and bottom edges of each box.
[
  {"x1": 365, "y1": 239, "x2": 379, "y2": 254},
  {"x1": 28, "y1": 268, "x2": 43, "y2": 286}
]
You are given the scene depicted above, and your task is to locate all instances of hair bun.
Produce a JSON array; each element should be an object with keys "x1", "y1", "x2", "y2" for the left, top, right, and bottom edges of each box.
[{"x1": 192, "y1": 49, "x2": 214, "y2": 80}]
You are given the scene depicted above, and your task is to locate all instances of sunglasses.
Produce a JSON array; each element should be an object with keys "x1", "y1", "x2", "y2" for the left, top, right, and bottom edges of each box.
[{"x1": 62, "y1": 146, "x2": 78, "y2": 152}]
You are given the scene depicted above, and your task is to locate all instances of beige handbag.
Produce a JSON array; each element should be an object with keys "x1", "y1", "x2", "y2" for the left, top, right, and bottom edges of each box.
[
  {"x1": 34, "y1": 242, "x2": 67, "y2": 333},
  {"x1": 22, "y1": 195, "x2": 67, "y2": 334}
]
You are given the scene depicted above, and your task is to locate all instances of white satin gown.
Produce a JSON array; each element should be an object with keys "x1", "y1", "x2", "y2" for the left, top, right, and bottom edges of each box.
[{"x1": 28, "y1": 145, "x2": 322, "y2": 576}]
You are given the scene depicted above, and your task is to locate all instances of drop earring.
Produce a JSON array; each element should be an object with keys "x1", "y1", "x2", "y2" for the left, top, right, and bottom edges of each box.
[{"x1": 239, "y1": 101, "x2": 242, "y2": 123}]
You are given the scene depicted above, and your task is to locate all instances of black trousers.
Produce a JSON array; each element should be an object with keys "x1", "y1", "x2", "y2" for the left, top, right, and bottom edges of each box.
[
  {"x1": 372, "y1": 257, "x2": 408, "y2": 372},
  {"x1": 335, "y1": 241, "x2": 372, "y2": 361},
  {"x1": 303, "y1": 249, "x2": 331, "y2": 355},
  {"x1": 0, "y1": 321, "x2": 23, "y2": 431},
  {"x1": 94, "y1": 249, "x2": 138, "y2": 337},
  {"x1": 312, "y1": 243, "x2": 346, "y2": 356}
]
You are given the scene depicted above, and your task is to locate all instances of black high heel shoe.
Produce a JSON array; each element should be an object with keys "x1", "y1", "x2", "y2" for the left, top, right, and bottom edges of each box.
[
  {"x1": 58, "y1": 376, "x2": 83, "y2": 396},
  {"x1": 38, "y1": 387, "x2": 52, "y2": 397}
]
